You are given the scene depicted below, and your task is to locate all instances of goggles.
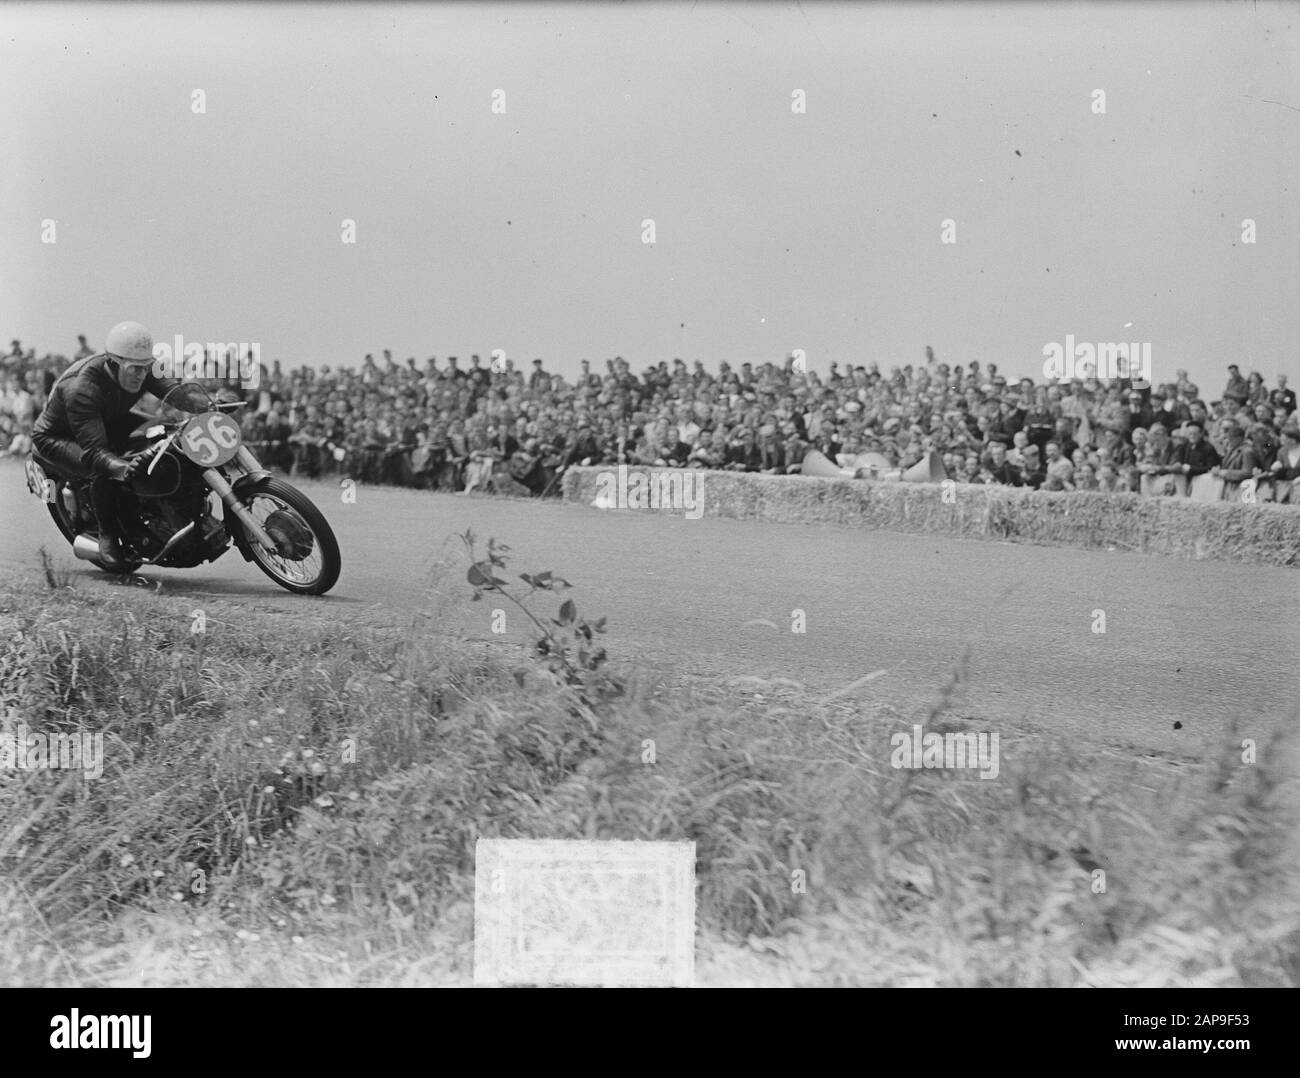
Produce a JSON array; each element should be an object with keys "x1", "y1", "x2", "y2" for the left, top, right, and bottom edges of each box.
[{"x1": 108, "y1": 353, "x2": 153, "y2": 373}]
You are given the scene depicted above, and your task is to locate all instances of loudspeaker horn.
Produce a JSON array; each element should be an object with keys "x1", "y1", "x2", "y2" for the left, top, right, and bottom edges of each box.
[
  {"x1": 902, "y1": 449, "x2": 947, "y2": 483},
  {"x1": 800, "y1": 449, "x2": 855, "y2": 478}
]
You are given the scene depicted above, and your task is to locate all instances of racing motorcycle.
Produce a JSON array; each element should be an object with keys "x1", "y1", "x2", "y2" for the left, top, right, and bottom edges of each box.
[{"x1": 24, "y1": 382, "x2": 341, "y2": 595}]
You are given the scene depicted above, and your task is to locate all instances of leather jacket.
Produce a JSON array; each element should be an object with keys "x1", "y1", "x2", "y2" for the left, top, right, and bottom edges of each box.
[{"x1": 32, "y1": 353, "x2": 201, "y2": 476}]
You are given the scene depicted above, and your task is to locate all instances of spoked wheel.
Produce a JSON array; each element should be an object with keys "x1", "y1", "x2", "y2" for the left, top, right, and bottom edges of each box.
[{"x1": 238, "y1": 478, "x2": 341, "y2": 595}]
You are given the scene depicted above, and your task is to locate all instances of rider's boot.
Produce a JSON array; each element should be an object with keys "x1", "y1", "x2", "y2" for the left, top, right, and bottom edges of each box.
[
  {"x1": 97, "y1": 533, "x2": 128, "y2": 572},
  {"x1": 90, "y1": 474, "x2": 130, "y2": 572}
]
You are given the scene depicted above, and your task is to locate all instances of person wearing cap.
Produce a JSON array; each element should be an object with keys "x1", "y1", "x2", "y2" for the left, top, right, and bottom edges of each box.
[
  {"x1": 441, "y1": 355, "x2": 465, "y2": 382},
  {"x1": 1098, "y1": 426, "x2": 1135, "y2": 470},
  {"x1": 1210, "y1": 418, "x2": 1258, "y2": 497},
  {"x1": 527, "y1": 358, "x2": 549, "y2": 391},
  {"x1": 985, "y1": 395, "x2": 1025, "y2": 447},
  {"x1": 1020, "y1": 386, "x2": 1054, "y2": 452},
  {"x1": 1223, "y1": 364, "x2": 1249, "y2": 403},
  {"x1": 30, "y1": 321, "x2": 208, "y2": 570},
  {"x1": 1123, "y1": 388, "x2": 1154, "y2": 435}
]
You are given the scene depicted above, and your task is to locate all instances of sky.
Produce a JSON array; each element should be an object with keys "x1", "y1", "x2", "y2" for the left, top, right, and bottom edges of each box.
[{"x1": 2, "y1": 1, "x2": 1297, "y2": 392}]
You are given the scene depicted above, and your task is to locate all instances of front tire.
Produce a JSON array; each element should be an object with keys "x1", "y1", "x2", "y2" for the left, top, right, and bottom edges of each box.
[{"x1": 237, "y1": 477, "x2": 341, "y2": 595}]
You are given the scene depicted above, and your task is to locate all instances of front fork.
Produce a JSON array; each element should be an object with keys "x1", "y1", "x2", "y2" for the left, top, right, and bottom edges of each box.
[{"x1": 205, "y1": 446, "x2": 277, "y2": 552}]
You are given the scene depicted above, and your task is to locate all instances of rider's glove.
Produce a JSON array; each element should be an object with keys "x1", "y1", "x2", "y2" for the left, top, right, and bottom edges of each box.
[{"x1": 105, "y1": 452, "x2": 146, "y2": 483}]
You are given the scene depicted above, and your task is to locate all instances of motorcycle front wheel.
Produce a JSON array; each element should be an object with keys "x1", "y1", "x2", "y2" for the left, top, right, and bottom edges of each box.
[{"x1": 236, "y1": 477, "x2": 341, "y2": 595}]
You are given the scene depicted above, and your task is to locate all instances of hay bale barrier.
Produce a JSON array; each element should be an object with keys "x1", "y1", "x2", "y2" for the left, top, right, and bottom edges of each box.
[{"x1": 563, "y1": 466, "x2": 1300, "y2": 567}]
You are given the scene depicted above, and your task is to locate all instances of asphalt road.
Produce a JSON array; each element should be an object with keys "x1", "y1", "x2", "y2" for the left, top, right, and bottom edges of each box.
[{"x1": 3, "y1": 460, "x2": 1297, "y2": 760}]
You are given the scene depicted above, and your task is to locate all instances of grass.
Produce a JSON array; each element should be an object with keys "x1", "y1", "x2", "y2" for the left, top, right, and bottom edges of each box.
[
  {"x1": 37, "y1": 545, "x2": 72, "y2": 590},
  {"x1": 0, "y1": 549, "x2": 1297, "y2": 987}
]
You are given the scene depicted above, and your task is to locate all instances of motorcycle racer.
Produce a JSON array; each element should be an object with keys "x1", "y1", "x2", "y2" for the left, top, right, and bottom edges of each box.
[{"x1": 31, "y1": 321, "x2": 208, "y2": 571}]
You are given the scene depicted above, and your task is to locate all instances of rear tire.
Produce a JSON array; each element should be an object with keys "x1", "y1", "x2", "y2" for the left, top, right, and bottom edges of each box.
[
  {"x1": 237, "y1": 477, "x2": 341, "y2": 595},
  {"x1": 47, "y1": 503, "x2": 75, "y2": 544}
]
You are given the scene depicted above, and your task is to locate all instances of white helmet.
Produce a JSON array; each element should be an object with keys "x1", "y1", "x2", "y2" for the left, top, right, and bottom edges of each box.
[{"x1": 105, "y1": 321, "x2": 155, "y2": 366}]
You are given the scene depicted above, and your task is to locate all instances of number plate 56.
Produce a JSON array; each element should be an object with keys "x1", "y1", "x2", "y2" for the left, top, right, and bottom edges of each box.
[{"x1": 179, "y1": 412, "x2": 243, "y2": 467}]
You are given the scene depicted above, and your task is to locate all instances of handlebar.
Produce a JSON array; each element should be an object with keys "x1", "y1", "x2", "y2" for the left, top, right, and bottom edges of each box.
[{"x1": 159, "y1": 381, "x2": 247, "y2": 417}]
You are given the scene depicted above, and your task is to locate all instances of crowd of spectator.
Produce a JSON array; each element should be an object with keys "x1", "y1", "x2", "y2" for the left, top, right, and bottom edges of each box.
[{"x1": 3, "y1": 337, "x2": 1298, "y2": 504}]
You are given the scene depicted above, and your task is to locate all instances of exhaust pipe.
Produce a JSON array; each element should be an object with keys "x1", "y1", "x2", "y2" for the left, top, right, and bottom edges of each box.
[{"x1": 72, "y1": 534, "x2": 101, "y2": 561}]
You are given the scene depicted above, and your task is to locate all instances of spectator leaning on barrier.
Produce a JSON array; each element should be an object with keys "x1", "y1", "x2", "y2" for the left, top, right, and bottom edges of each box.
[
  {"x1": 1139, "y1": 423, "x2": 1181, "y2": 495},
  {"x1": 1130, "y1": 425, "x2": 1149, "y2": 462},
  {"x1": 1268, "y1": 423, "x2": 1300, "y2": 503},
  {"x1": 1018, "y1": 443, "x2": 1046, "y2": 489},
  {"x1": 984, "y1": 440, "x2": 1022, "y2": 486},
  {"x1": 1211, "y1": 418, "x2": 1257, "y2": 497},
  {"x1": 1040, "y1": 441, "x2": 1072, "y2": 491},
  {"x1": 1006, "y1": 429, "x2": 1030, "y2": 468},
  {"x1": 1249, "y1": 420, "x2": 1279, "y2": 474},
  {"x1": 1096, "y1": 462, "x2": 1122, "y2": 493},
  {"x1": 1177, "y1": 421, "x2": 1221, "y2": 479}
]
